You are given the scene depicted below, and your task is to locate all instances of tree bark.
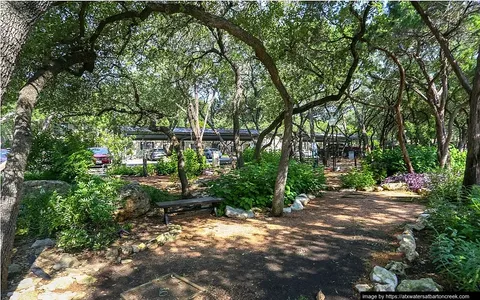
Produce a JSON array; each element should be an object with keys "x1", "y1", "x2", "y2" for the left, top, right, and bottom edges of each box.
[
  {"x1": 412, "y1": 1, "x2": 480, "y2": 187},
  {"x1": 376, "y1": 47, "x2": 414, "y2": 173},
  {"x1": 463, "y1": 45, "x2": 480, "y2": 187},
  {"x1": 0, "y1": 1, "x2": 52, "y2": 105},
  {"x1": 0, "y1": 50, "x2": 95, "y2": 290}
]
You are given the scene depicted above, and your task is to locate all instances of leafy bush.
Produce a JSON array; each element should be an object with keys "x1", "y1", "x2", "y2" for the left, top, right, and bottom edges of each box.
[
  {"x1": 364, "y1": 146, "x2": 438, "y2": 181},
  {"x1": 209, "y1": 159, "x2": 325, "y2": 213},
  {"x1": 107, "y1": 164, "x2": 156, "y2": 176},
  {"x1": 340, "y1": 168, "x2": 376, "y2": 189},
  {"x1": 382, "y1": 173, "x2": 431, "y2": 192},
  {"x1": 428, "y1": 176, "x2": 480, "y2": 291},
  {"x1": 242, "y1": 148, "x2": 255, "y2": 163},
  {"x1": 155, "y1": 157, "x2": 177, "y2": 175},
  {"x1": 155, "y1": 149, "x2": 206, "y2": 179},
  {"x1": 449, "y1": 147, "x2": 467, "y2": 175},
  {"x1": 17, "y1": 177, "x2": 124, "y2": 251},
  {"x1": 139, "y1": 184, "x2": 178, "y2": 204},
  {"x1": 26, "y1": 130, "x2": 93, "y2": 182}
]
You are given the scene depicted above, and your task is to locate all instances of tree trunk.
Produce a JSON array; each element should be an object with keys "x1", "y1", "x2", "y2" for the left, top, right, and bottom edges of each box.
[
  {"x1": 232, "y1": 65, "x2": 244, "y2": 168},
  {"x1": 0, "y1": 69, "x2": 53, "y2": 291},
  {"x1": 376, "y1": 47, "x2": 414, "y2": 173},
  {"x1": 463, "y1": 45, "x2": 480, "y2": 188},
  {"x1": 0, "y1": 1, "x2": 52, "y2": 104},
  {"x1": 187, "y1": 86, "x2": 203, "y2": 160},
  {"x1": 271, "y1": 104, "x2": 293, "y2": 216}
]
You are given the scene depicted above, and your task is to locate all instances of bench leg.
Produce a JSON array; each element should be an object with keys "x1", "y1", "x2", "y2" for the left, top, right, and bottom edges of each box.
[{"x1": 163, "y1": 208, "x2": 169, "y2": 225}]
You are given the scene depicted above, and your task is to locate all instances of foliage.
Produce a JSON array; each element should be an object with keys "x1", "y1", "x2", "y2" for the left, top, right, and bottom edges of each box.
[
  {"x1": 155, "y1": 157, "x2": 177, "y2": 175},
  {"x1": 242, "y1": 148, "x2": 255, "y2": 163},
  {"x1": 155, "y1": 149, "x2": 206, "y2": 179},
  {"x1": 26, "y1": 129, "x2": 93, "y2": 183},
  {"x1": 139, "y1": 184, "x2": 179, "y2": 204},
  {"x1": 107, "y1": 164, "x2": 156, "y2": 176},
  {"x1": 364, "y1": 146, "x2": 438, "y2": 181},
  {"x1": 209, "y1": 158, "x2": 325, "y2": 213},
  {"x1": 449, "y1": 147, "x2": 467, "y2": 175},
  {"x1": 340, "y1": 168, "x2": 376, "y2": 189},
  {"x1": 382, "y1": 173, "x2": 431, "y2": 192},
  {"x1": 17, "y1": 177, "x2": 125, "y2": 251},
  {"x1": 428, "y1": 175, "x2": 480, "y2": 291}
]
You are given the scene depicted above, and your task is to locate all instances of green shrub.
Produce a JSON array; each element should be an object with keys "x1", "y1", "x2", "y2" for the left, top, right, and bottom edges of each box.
[
  {"x1": 242, "y1": 148, "x2": 255, "y2": 163},
  {"x1": 364, "y1": 146, "x2": 438, "y2": 181},
  {"x1": 26, "y1": 129, "x2": 93, "y2": 183},
  {"x1": 139, "y1": 184, "x2": 178, "y2": 204},
  {"x1": 340, "y1": 168, "x2": 376, "y2": 189},
  {"x1": 155, "y1": 158, "x2": 177, "y2": 175},
  {"x1": 18, "y1": 177, "x2": 124, "y2": 251},
  {"x1": 209, "y1": 159, "x2": 325, "y2": 213},
  {"x1": 428, "y1": 177, "x2": 480, "y2": 291},
  {"x1": 155, "y1": 149, "x2": 206, "y2": 179},
  {"x1": 107, "y1": 164, "x2": 156, "y2": 176},
  {"x1": 449, "y1": 147, "x2": 467, "y2": 175}
]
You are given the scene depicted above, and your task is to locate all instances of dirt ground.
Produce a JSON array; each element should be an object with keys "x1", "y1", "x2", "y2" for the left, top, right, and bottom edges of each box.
[
  {"x1": 87, "y1": 190, "x2": 425, "y2": 299},
  {"x1": 8, "y1": 165, "x2": 434, "y2": 300}
]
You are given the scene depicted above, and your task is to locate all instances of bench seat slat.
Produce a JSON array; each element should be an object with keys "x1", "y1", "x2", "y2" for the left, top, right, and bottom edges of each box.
[{"x1": 155, "y1": 197, "x2": 224, "y2": 208}]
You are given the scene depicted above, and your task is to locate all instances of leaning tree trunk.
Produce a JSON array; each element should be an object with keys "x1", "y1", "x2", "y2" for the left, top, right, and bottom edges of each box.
[
  {"x1": 271, "y1": 104, "x2": 294, "y2": 216},
  {"x1": 0, "y1": 49, "x2": 95, "y2": 290},
  {"x1": 0, "y1": 1, "x2": 51, "y2": 104},
  {"x1": 0, "y1": 70, "x2": 53, "y2": 291},
  {"x1": 376, "y1": 46, "x2": 414, "y2": 173}
]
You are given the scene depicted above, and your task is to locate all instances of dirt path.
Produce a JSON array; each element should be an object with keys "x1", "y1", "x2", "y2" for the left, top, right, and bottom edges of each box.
[{"x1": 85, "y1": 189, "x2": 424, "y2": 300}]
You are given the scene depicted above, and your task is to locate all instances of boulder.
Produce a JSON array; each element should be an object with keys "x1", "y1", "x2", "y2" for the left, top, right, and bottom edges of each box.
[
  {"x1": 52, "y1": 254, "x2": 80, "y2": 271},
  {"x1": 374, "y1": 283, "x2": 395, "y2": 292},
  {"x1": 355, "y1": 284, "x2": 373, "y2": 293},
  {"x1": 16, "y1": 278, "x2": 35, "y2": 290},
  {"x1": 115, "y1": 183, "x2": 151, "y2": 221},
  {"x1": 385, "y1": 261, "x2": 409, "y2": 276},
  {"x1": 339, "y1": 188, "x2": 356, "y2": 192},
  {"x1": 291, "y1": 199, "x2": 304, "y2": 211},
  {"x1": 397, "y1": 229, "x2": 419, "y2": 262},
  {"x1": 397, "y1": 278, "x2": 442, "y2": 292},
  {"x1": 295, "y1": 194, "x2": 310, "y2": 206},
  {"x1": 381, "y1": 182, "x2": 408, "y2": 191},
  {"x1": 225, "y1": 206, "x2": 254, "y2": 219},
  {"x1": 23, "y1": 180, "x2": 71, "y2": 199},
  {"x1": 374, "y1": 186, "x2": 384, "y2": 192},
  {"x1": 283, "y1": 207, "x2": 292, "y2": 214},
  {"x1": 370, "y1": 266, "x2": 398, "y2": 290},
  {"x1": 43, "y1": 276, "x2": 75, "y2": 291},
  {"x1": 31, "y1": 238, "x2": 55, "y2": 249}
]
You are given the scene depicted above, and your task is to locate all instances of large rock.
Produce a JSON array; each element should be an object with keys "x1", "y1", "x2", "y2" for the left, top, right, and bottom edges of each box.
[
  {"x1": 381, "y1": 182, "x2": 408, "y2": 191},
  {"x1": 225, "y1": 206, "x2": 254, "y2": 219},
  {"x1": 115, "y1": 183, "x2": 151, "y2": 221},
  {"x1": 295, "y1": 194, "x2": 310, "y2": 206},
  {"x1": 31, "y1": 238, "x2": 55, "y2": 249},
  {"x1": 370, "y1": 266, "x2": 398, "y2": 290},
  {"x1": 397, "y1": 229, "x2": 419, "y2": 262},
  {"x1": 397, "y1": 278, "x2": 442, "y2": 292},
  {"x1": 355, "y1": 284, "x2": 373, "y2": 293},
  {"x1": 43, "y1": 276, "x2": 75, "y2": 291},
  {"x1": 374, "y1": 283, "x2": 395, "y2": 292},
  {"x1": 283, "y1": 207, "x2": 292, "y2": 214},
  {"x1": 23, "y1": 180, "x2": 71, "y2": 199},
  {"x1": 291, "y1": 199, "x2": 304, "y2": 211},
  {"x1": 52, "y1": 254, "x2": 80, "y2": 271},
  {"x1": 385, "y1": 261, "x2": 409, "y2": 276}
]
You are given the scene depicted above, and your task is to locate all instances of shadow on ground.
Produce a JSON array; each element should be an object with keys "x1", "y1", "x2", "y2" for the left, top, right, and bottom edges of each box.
[{"x1": 87, "y1": 191, "x2": 425, "y2": 300}]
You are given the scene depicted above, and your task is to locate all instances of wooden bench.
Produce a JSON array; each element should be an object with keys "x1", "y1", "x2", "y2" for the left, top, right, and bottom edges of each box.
[{"x1": 155, "y1": 197, "x2": 224, "y2": 225}]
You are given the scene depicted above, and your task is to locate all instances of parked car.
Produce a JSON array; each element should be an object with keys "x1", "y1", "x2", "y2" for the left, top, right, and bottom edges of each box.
[
  {"x1": 150, "y1": 148, "x2": 167, "y2": 161},
  {"x1": 89, "y1": 147, "x2": 111, "y2": 166},
  {"x1": 0, "y1": 149, "x2": 10, "y2": 163},
  {"x1": 204, "y1": 148, "x2": 222, "y2": 159}
]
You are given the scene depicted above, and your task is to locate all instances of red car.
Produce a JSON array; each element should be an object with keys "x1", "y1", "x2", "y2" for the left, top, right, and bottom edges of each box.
[{"x1": 89, "y1": 147, "x2": 111, "y2": 166}]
